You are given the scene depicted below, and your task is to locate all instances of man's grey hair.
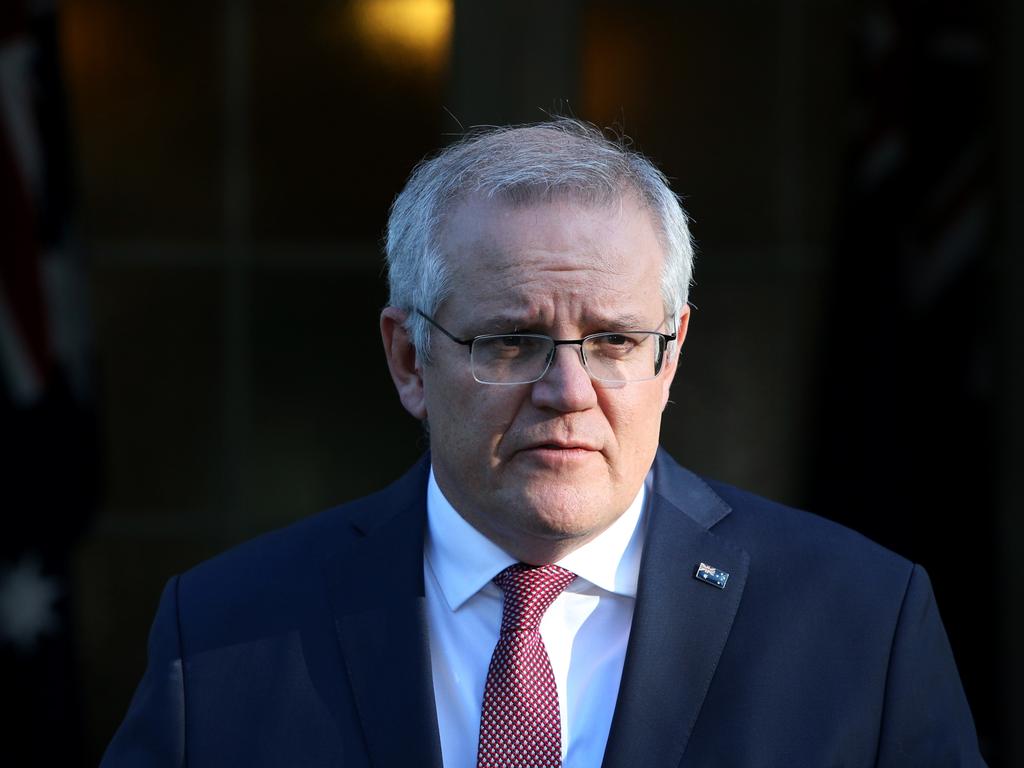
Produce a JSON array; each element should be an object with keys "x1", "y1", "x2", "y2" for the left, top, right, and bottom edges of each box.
[{"x1": 384, "y1": 118, "x2": 695, "y2": 354}]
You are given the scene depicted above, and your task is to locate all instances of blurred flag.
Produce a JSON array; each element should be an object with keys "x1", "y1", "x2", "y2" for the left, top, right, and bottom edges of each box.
[{"x1": 1, "y1": 1, "x2": 97, "y2": 763}]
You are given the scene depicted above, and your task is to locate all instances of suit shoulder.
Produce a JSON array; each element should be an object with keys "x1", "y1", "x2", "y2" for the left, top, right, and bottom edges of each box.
[
  {"x1": 174, "y1": 458, "x2": 429, "y2": 623},
  {"x1": 686, "y1": 477, "x2": 927, "y2": 654},
  {"x1": 189, "y1": 488, "x2": 372, "y2": 573},
  {"x1": 703, "y1": 477, "x2": 914, "y2": 583}
]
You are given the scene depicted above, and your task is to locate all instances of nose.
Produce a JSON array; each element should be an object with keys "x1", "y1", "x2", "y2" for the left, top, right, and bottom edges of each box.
[{"x1": 530, "y1": 344, "x2": 598, "y2": 412}]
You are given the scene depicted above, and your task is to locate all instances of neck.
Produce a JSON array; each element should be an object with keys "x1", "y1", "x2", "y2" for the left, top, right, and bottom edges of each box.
[{"x1": 468, "y1": 518, "x2": 607, "y2": 567}]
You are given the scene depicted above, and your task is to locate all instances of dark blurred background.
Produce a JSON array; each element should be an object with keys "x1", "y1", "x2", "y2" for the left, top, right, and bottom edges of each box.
[{"x1": 1, "y1": 0, "x2": 1020, "y2": 765}]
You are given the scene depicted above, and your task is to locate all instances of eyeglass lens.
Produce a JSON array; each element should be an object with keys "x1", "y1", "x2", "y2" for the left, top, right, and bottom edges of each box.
[{"x1": 470, "y1": 333, "x2": 664, "y2": 384}]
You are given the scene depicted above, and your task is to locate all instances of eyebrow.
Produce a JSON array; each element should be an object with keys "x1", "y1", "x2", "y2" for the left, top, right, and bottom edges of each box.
[
  {"x1": 597, "y1": 312, "x2": 653, "y2": 329},
  {"x1": 475, "y1": 312, "x2": 657, "y2": 333}
]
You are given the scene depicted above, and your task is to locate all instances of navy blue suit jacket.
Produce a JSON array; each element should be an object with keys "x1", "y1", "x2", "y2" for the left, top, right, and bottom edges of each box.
[{"x1": 102, "y1": 450, "x2": 985, "y2": 766}]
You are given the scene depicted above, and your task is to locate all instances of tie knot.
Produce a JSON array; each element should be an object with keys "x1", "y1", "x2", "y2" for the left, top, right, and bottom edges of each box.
[{"x1": 493, "y1": 563, "x2": 576, "y2": 633}]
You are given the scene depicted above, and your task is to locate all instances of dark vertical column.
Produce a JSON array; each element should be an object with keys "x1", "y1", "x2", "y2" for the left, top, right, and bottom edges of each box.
[
  {"x1": 812, "y1": 0, "x2": 998, "y2": 758},
  {"x1": 998, "y1": 0, "x2": 1024, "y2": 761},
  {"x1": 222, "y1": 0, "x2": 250, "y2": 543}
]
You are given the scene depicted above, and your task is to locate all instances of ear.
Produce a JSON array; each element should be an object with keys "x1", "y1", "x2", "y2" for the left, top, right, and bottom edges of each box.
[
  {"x1": 381, "y1": 306, "x2": 428, "y2": 420},
  {"x1": 659, "y1": 303, "x2": 691, "y2": 410}
]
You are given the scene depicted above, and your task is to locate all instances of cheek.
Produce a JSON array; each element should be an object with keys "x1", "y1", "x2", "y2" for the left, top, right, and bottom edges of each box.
[
  {"x1": 426, "y1": 379, "x2": 521, "y2": 453},
  {"x1": 603, "y1": 389, "x2": 665, "y2": 457}
]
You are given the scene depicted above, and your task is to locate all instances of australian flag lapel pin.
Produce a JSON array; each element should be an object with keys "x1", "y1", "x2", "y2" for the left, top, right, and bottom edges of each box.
[{"x1": 694, "y1": 562, "x2": 729, "y2": 589}]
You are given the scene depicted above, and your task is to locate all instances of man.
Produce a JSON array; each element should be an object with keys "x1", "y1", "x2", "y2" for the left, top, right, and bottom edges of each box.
[{"x1": 103, "y1": 120, "x2": 985, "y2": 766}]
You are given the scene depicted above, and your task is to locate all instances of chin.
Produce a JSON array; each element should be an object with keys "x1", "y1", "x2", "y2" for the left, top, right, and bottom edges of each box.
[{"x1": 513, "y1": 484, "x2": 614, "y2": 539}]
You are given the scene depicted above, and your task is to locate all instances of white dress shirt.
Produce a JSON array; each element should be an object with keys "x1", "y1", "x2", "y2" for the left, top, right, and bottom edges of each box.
[{"x1": 424, "y1": 467, "x2": 647, "y2": 768}]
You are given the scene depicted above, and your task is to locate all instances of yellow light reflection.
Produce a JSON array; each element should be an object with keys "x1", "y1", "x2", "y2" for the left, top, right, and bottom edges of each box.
[{"x1": 348, "y1": 0, "x2": 453, "y2": 71}]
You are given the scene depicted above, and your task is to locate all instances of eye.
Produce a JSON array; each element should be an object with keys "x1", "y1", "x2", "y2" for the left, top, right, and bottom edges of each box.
[
  {"x1": 589, "y1": 333, "x2": 643, "y2": 359},
  {"x1": 476, "y1": 335, "x2": 548, "y2": 361},
  {"x1": 597, "y1": 333, "x2": 639, "y2": 349}
]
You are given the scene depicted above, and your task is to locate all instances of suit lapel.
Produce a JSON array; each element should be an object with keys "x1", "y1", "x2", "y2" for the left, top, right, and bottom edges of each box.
[
  {"x1": 324, "y1": 458, "x2": 444, "y2": 768},
  {"x1": 602, "y1": 452, "x2": 750, "y2": 768},
  {"x1": 322, "y1": 452, "x2": 746, "y2": 768}
]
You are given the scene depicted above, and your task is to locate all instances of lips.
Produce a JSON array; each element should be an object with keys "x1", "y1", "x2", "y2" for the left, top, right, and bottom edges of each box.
[
  {"x1": 530, "y1": 442, "x2": 597, "y2": 451},
  {"x1": 516, "y1": 440, "x2": 601, "y2": 456},
  {"x1": 503, "y1": 424, "x2": 603, "y2": 460}
]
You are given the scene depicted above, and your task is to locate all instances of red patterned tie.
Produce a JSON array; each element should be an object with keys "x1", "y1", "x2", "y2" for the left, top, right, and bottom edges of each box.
[{"x1": 476, "y1": 563, "x2": 577, "y2": 768}]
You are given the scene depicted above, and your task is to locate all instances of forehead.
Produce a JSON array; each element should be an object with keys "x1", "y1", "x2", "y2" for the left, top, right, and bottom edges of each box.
[{"x1": 438, "y1": 195, "x2": 665, "y2": 325}]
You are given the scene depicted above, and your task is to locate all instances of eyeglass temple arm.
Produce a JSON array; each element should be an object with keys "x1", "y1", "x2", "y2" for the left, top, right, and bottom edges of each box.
[{"x1": 416, "y1": 310, "x2": 474, "y2": 346}]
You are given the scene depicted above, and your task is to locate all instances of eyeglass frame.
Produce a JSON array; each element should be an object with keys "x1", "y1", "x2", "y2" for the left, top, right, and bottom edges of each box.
[{"x1": 415, "y1": 309, "x2": 678, "y2": 385}]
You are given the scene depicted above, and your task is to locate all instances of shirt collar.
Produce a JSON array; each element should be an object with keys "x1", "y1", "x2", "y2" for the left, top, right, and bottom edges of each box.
[{"x1": 425, "y1": 466, "x2": 648, "y2": 612}]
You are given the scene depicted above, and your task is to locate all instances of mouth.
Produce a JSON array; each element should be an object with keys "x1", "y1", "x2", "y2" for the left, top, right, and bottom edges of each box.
[
  {"x1": 516, "y1": 442, "x2": 600, "y2": 464},
  {"x1": 522, "y1": 438, "x2": 599, "y2": 451}
]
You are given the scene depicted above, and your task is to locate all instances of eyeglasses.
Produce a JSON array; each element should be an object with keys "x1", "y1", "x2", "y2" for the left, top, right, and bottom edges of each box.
[{"x1": 417, "y1": 310, "x2": 676, "y2": 385}]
